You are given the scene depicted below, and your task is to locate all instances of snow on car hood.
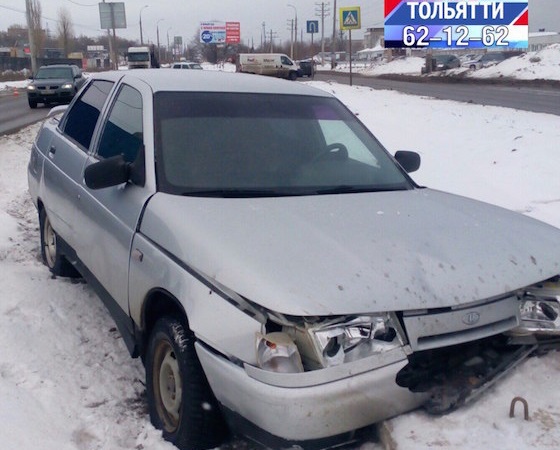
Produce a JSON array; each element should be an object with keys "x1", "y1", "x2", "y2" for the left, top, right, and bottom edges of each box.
[{"x1": 140, "y1": 189, "x2": 560, "y2": 316}]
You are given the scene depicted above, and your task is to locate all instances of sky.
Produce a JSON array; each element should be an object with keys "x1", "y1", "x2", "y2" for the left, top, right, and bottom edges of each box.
[
  {"x1": 1, "y1": 47, "x2": 560, "y2": 449},
  {"x1": 0, "y1": 0, "x2": 559, "y2": 48}
]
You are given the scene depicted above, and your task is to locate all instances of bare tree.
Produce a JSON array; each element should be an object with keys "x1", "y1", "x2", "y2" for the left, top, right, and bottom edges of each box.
[
  {"x1": 57, "y1": 7, "x2": 74, "y2": 56},
  {"x1": 30, "y1": 0, "x2": 44, "y2": 56},
  {"x1": 25, "y1": 0, "x2": 43, "y2": 72}
]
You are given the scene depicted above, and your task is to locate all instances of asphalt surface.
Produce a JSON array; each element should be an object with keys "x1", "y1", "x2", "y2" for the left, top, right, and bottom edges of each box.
[
  {"x1": 0, "y1": 88, "x2": 51, "y2": 136},
  {"x1": 1, "y1": 74, "x2": 559, "y2": 137},
  {"x1": 313, "y1": 71, "x2": 560, "y2": 116}
]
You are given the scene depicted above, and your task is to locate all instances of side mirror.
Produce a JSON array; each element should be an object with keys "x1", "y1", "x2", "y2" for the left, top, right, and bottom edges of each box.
[
  {"x1": 84, "y1": 155, "x2": 130, "y2": 189},
  {"x1": 394, "y1": 150, "x2": 421, "y2": 173}
]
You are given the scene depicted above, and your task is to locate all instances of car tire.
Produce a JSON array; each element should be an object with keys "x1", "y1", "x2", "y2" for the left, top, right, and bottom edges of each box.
[
  {"x1": 39, "y1": 208, "x2": 80, "y2": 277},
  {"x1": 288, "y1": 71, "x2": 298, "y2": 81},
  {"x1": 146, "y1": 316, "x2": 228, "y2": 450},
  {"x1": 28, "y1": 99, "x2": 38, "y2": 109}
]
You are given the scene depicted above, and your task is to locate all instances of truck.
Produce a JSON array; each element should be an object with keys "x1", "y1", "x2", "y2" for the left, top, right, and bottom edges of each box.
[
  {"x1": 127, "y1": 46, "x2": 159, "y2": 69},
  {"x1": 236, "y1": 53, "x2": 299, "y2": 80}
]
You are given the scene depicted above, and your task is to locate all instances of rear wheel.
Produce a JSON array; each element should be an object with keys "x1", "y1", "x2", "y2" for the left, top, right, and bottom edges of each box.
[
  {"x1": 39, "y1": 208, "x2": 79, "y2": 277},
  {"x1": 146, "y1": 316, "x2": 228, "y2": 450}
]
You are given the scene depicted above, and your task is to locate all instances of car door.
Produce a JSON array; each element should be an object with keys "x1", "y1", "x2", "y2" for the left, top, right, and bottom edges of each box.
[
  {"x1": 42, "y1": 79, "x2": 115, "y2": 249},
  {"x1": 74, "y1": 79, "x2": 156, "y2": 315}
]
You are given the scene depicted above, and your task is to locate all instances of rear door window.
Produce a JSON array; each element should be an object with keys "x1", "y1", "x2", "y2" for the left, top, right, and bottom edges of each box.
[{"x1": 61, "y1": 80, "x2": 114, "y2": 151}]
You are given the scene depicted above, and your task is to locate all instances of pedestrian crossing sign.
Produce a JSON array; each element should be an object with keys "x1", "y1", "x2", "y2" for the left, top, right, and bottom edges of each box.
[{"x1": 340, "y1": 7, "x2": 361, "y2": 30}]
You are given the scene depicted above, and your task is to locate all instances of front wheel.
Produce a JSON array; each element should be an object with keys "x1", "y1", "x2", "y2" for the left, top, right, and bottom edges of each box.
[
  {"x1": 145, "y1": 316, "x2": 228, "y2": 450},
  {"x1": 28, "y1": 99, "x2": 38, "y2": 109}
]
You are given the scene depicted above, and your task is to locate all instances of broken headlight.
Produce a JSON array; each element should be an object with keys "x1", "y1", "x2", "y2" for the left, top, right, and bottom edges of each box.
[
  {"x1": 256, "y1": 314, "x2": 405, "y2": 372},
  {"x1": 513, "y1": 278, "x2": 560, "y2": 335}
]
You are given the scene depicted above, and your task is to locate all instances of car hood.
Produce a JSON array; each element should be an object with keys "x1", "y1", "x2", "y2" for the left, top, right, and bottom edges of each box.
[
  {"x1": 140, "y1": 189, "x2": 560, "y2": 316},
  {"x1": 31, "y1": 78, "x2": 72, "y2": 86}
]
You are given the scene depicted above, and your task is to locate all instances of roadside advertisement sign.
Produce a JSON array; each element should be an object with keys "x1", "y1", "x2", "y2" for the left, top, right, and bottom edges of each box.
[
  {"x1": 200, "y1": 21, "x2": 241, "y2": 44},
  {"x1": 384, "y1": 0, "x2": 528, "y2": 49},
  {"x1": 226, "y1": 22, "x2": 241, "y2": 43}
]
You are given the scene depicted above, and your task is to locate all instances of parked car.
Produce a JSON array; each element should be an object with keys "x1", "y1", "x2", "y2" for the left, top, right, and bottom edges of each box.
[
  {"x1": 171, "y1": 61, "x2": 203, "y2": 70},
  {"x1": 462, "y1": 51, "x2": 509, "y2": 70},
  {"x1": 26, "y1": 64, "x2": 86, "y2": 108},
  {"x1": 297, "y1": 58, "x2": 315, "y2": 77},
  {"x1": 460, "y1": 53, "x2": 479, "y2": 63},
  {"x1": 28, "y1": 70, "x2": 560, "y2": 450},
  {"x1": 432, "y1": 54, "x2": 461, "y2": 70}
]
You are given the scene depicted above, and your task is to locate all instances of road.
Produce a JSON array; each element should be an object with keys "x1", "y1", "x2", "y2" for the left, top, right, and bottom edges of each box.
[
  {"x1": 1, "y1": 75, "x2": 559, "y2": 136},
  {"x1": 0, "y1": 88, "x2": 51, "y2": 136},
  {"x1": 313, "y1": 72, "x2": 560, "y2": 116}
]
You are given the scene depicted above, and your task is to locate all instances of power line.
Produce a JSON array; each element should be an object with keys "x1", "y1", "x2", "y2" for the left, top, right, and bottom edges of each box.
[
  {"x1": 65, "y1": 0, "x2": 98, "y2": 6},
  {"x1": 0, "y1": 3, "x2": 103, "y2": 34},
  {"x1": 0, "y1": 4, "x2": 26, "y2": 15}
]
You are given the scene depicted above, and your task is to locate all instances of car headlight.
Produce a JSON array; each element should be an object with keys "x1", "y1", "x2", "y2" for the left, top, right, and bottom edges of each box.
[
  {"x1": 27, "y1": 85, "x2": 36, "y2": 91},
  {"x1": 511, "y1": 277, "x2": 560, "y2": 336},
  {"x1": 255, "y1": 332, "x2": 304, "y2": 373},
  {"x1": 61, "y1": 83, "x2": 73, "y2": 89},
  {"x1": 256, "y1": 313, "x2": 405, "y2": 372}
]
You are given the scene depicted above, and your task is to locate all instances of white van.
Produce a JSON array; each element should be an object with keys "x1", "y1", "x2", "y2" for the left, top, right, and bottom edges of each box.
[{"x1": 237, "y1": 53, "x2": 299, "y2": 80}]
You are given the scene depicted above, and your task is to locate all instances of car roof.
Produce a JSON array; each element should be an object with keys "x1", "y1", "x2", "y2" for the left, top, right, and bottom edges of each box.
[{"x1": 91, "y1": 69, "x2": 332, "y2": 97}]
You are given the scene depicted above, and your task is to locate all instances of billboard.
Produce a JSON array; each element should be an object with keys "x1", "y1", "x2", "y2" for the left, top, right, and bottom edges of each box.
[{"x1": 200, "y1": 21, "x2": 241, "y2": 44}]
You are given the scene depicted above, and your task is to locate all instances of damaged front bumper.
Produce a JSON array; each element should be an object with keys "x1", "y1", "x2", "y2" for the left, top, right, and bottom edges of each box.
[{"x1": 397, "y1": 278, "x2": 560, "y2": 415}]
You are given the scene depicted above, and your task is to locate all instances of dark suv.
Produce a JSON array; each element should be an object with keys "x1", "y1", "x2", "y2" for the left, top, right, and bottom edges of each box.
[{"x1": 27, "y1": 64, "x2": 86, "y2": 108}]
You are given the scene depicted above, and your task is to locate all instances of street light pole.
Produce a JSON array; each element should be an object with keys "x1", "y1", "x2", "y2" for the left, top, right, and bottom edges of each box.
[
  {"x1": 167, "y1": 27, "x2": 172, "y2": 63},
  {"x1": 157, "y1": 19, "x2": 164, "y2": 63},
  {"x1": 287, "y1": 4, "x2": 297, "y2": 60},
  {"x1": 139, "y1": 5, "x2": 149, "y2": 45}
]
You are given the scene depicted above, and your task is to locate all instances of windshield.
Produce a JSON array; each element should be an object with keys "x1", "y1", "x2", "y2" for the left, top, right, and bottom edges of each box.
[
  {"x1": 154, "y1": 92, "x2": 412, "y2": 197},
  {"x1": 36, "y1": 67, "x2": 73, "y2": 79},
  {"x1": 128, "y1": 53, "x2": 149, "y2": 62}
]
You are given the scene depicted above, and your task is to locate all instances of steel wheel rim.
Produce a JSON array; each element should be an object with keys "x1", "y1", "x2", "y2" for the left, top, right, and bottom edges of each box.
[
  {"x1": 155, "y1": 341, "x2": 183, "y2": 431},
  {"x1": 43, "y1": 217, "x2": 57, "y2": 268}
]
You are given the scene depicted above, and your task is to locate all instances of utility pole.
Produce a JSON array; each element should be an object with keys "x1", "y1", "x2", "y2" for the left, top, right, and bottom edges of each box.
[
  {"x1": 139, "y1": 5, "x2": 149, "y2": 45},
  {"x1": 331, "y1": 0, "x2": 337, "y2": 68},
  {"x1": 24, "y1": 0, "x2": 37, "y2": 74},
  {"x1": 287, "y1": 4, "x2": 297, "y2": 60},
  {"x1": 315, "y1": 2, "x2": 330, "y2": 65}
]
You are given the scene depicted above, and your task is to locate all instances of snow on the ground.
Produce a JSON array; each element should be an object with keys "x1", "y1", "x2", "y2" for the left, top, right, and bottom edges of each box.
[
  {"x1": 1, "y1": 69, "x2": 560, "y2": 449},
  {"x1": 323, "y1": 43, "x2": 560, "y2": 81},
  {"x1": 470, "y1": 44, "x2": 560, "y2": 80}
]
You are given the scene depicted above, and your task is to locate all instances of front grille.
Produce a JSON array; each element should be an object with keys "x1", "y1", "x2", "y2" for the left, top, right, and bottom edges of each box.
[{"x1": 403, "y1": 295, "x2": 520, "y2": 351}]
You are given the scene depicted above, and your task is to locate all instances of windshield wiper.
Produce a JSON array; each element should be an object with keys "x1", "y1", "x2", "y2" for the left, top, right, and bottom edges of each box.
[
  {"x1": 313, "y1": 185, "x2": 408, "y2": 195},
  {"x1": 181, "y1": 188, "x2": 297, "y2": 198}
]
